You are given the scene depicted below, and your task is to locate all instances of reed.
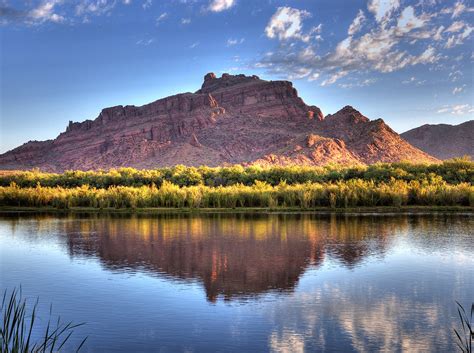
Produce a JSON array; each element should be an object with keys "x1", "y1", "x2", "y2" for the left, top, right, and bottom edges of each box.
[
  {"x1": 0, "y1": 178, "x2": 472, "y2": 209},
  {"x1": 454, "y1": 301, "x2": 473, "y2": 353},
  {"x1": 0, "y1": 288, "x2": 87, "y2": 353}
]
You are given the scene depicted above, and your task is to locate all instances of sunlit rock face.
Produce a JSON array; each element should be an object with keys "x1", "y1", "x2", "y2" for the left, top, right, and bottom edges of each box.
[{"x1": 0, "y1": 73, "x2": 437, "y2": 171}]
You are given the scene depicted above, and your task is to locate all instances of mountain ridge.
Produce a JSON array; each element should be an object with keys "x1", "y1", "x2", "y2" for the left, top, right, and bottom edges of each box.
[
  {"x1": 0, "y1": 72, "x2": 438, "y2": 171},
  {"x1": 401, "y1": 121, "x2": 474, "y2": 160}
]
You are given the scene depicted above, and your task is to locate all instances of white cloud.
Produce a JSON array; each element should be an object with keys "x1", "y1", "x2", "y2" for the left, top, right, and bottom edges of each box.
[
  {"x1": 258, "y1": 2, "x2": 451, "y2": 86},
  {"x1": 348, "y1": 10, "x2": 366, "y2": 36},
  {"x1": 189, "y1": 41, "x2": 200, "y2": 48},
  {"x1": 287, "y1": 67, "x2": 313, "y2": 80},
  {"x1": 441, "y1": 1, "x2": 474, "y2": 18},
  {"x1": 142, "y1": 0, "x2": 152, "y2": 9},
  {"x1": 321, "y1": 71, "x2": 348, "y2": 86},
  {"x1": 28, "y1": 0, "x2": 65, "y2": 24},
  {"x1": 402, "y1": 76, "x2": 426, "y2": 85},
  {"x1": 437, "y1": 104, "x2": 474, "y2": 115},
  {"x1": 155, "y1": 12, "x2": 168, "y2": 25},
  {"x1": 445, "y1": 25, "x2": 473, "y2": 48},
  {"x1": 453, "y1": 1, "x2": 466, "y2": 17},
  {"x1": 339, "y1": 78, "x2": 377, "y2": 89},
  {"x1": 452, "y1": 85, "x2": 466, "y2": 94},
  {"x1": 298, "y1": 47, "x2": 316, "y2": 60},
  {"x1": 368, "y1": 0, "x2": 400, "y2": 23},
  {"x1": 208, "y1": 0, "x2": 235, "y2": 12},
  {"x1": 446, "y1": 21, "x2": 465, "y2": 33},
  {"x1": 136, "y1": 38, "x2": 154, "y2": 46},
  {"x1": 226, "y1": 38, "x2": 245, "y2": 46},
  {"x1": 328, "y1": 27, "x2": 438, "y2": 74},
  {"x1": 449, "y1": 70, "x2": 462, "y2": 82},
  {"x1": 305, "y1": 24, "x2": 323, "y2": 42},
  {"x1": 396, "y1": 6, "x2": 426, "y2": 34},
  {"x1": 308, "y1": 72, "x2": 320, "y2": 81},
  {"x1": 411, "y1": 46, "x2": 438, "y2": 65},
  {"x1": 75, "y1": 0, "x2": 116, "y2": 17},
  {"x1": 265, "y1": 7, "x2": 311, "y2": 42},
  {"x1": 461, "y1": 26, "x2": 473, "y2": 38},
  {"x1": 181, "y1": 18, "x2": 191, "y2": 25},
  {"x1": 433, "y1": 26, "x2": 445, "y2": 40},
  {"x1": 452, "y1": 1, "x2": 468, "y2": 18}
]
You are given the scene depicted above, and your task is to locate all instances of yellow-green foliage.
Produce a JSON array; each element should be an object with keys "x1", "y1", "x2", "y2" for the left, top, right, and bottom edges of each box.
[
  {"x1": 0, "y1": 160, "x2": 471, "y2": 209},
  {"x1": 1, "y1": 178, "x2": 472, "y2": 209},
  {"x1": 0, "y1": 159, "x2": 472, "y2": 188}
]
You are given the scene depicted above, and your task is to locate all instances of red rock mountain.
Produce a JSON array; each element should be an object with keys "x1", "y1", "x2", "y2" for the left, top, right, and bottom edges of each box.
[
  {"x1": 0, "y1": 73, "x2": 437, "y2": 171},
  {"x1": 401, "y1": 121, "x2": 474, "y2": 160}
]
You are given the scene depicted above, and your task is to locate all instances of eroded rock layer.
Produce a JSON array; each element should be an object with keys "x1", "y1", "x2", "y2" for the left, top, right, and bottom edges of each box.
[{"x1": 0, "y1": 73, "x2": 437, "y2": 171}]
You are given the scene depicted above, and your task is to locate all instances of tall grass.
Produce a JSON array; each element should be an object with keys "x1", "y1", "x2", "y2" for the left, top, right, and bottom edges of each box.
[
  {"x1": 0, "y1": 288, "x2": 87, "y2": 353},
  {"x1": 0, "y1": 160, "x2": 471, "y2": 209},
  {"x1": 0, "y1": 178, "x2": 472, "y2": 209},
  {"x1": 454, "y1": 301, "x2": 473, "y2": 353}
]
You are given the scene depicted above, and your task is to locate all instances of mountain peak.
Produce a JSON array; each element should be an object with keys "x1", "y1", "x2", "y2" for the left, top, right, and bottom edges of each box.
[
  {"x1": 198, "y1": 72, "x2": 263, "y2": 94},
  {"x1": 340, "y1": 105, "x2": 358, "y2": 112},
  {"x1": 204, "y1": 72, "x2": 217, "y2": 81},
  {"x1": 325, "y1": 105, "x2": 369, "y2": 124},
  {"x1": 336, "y1": 105, "x2": 364, "y2": 117},
  {"x1": 0, "y1": 72, "x2": 438, "y2": 171}
]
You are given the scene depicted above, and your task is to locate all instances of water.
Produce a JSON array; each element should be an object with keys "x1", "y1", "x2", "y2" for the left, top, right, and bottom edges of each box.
[{"x1": 0, "y1": 212, "x2": 472, "y2": 353}]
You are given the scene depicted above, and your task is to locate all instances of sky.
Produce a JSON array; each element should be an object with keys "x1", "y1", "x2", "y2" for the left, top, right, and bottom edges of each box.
[{"x1": 0, "y1": 0, "x2": 473, "y2": 153}]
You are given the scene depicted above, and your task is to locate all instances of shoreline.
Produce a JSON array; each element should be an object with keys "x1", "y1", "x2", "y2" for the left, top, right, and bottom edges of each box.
[{"x1": 0, "y1": 206, "x2": 472, "y2": 215}]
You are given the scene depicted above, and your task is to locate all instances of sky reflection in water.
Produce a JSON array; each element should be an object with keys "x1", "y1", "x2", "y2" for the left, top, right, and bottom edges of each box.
[{"x1": 0, "y1": 213, "x2": 472, "y2": 352}]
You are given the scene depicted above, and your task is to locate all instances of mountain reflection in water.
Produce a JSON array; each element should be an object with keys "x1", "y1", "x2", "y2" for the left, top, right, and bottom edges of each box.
[
  {"x1": 68, "y1": 213, "x2": 397, "y2": 302},
  {"x1": 6, "y1": 213, "x2": 463, "y2": 302},
  {"x1": 1, "y1": 212, "x2": 473, "y2": 352}
]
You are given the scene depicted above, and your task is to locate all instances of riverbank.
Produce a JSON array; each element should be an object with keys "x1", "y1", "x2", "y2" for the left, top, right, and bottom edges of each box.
[
  {"x1": 1, "y1": 205, "x2": 473, "y2": 215},
  {"x1": 1, "y1": 162, "x2": 472, "y2": 210}
]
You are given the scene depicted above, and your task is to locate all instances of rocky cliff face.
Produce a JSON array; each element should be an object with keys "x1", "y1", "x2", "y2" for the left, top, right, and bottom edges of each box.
[
  {"x1": 0, "y1": 73, "x2": 437, "y2": 171},
  {"x1": 401, "y1": 121, "x2": 474, "y2": 160}
]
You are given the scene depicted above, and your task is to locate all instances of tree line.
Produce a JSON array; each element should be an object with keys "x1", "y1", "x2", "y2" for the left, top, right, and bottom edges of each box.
[{"x1": 0, "y1": 159, "x2": 472, "y2": 189}]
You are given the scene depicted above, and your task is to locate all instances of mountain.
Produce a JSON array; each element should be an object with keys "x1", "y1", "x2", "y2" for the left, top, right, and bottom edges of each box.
[
  {"x1": 401, "y1": 121, "x2": 474, "y2": 160},
  {"x1": 0, "y1": 73, "x2": 437, "y2": 171}
]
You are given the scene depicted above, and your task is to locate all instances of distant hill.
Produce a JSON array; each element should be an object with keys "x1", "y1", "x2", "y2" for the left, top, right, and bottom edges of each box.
[
  {"x1": 401, "y1": 121, "x2": 474, "y2": 160},
  {"x1": 0, "y1": 72, "x2": 437, "y2": 172}
]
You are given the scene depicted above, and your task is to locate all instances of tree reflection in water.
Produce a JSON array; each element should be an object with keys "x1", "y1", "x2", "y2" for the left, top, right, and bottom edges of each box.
[
  {"x1": 1, "y1": 212, "x2": 472, "y2": 352},
  {"x1": 6, "y1": 213, "x2": 460, "y2": 302}
]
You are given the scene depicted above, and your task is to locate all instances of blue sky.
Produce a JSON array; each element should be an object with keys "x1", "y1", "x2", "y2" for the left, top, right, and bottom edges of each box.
[{"x1": 1, "y1": 0, "x2": 473, "y2": 153}]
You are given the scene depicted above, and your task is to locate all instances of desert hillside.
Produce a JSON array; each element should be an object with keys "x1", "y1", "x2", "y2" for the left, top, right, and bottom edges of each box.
[
  {"x1": 401, "y1": 121, "x2": 474, "y2": 160},
  {"x1": 0, "y1": 73, "x2": 438, "y2": 171}
]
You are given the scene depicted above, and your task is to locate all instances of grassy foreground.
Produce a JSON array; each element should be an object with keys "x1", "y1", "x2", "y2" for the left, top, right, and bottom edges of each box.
[
  {"x1": 1, "y1": 288, "x2": 87, "y2": 353},
  {"x1": 0, "y1": 160, "x2": 472, "y2": 210}
]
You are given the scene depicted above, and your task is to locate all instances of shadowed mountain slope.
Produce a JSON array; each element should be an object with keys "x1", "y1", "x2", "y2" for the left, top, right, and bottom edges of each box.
[{"x1": 401, "y1": 121, "x2": 474, "y2": 160}]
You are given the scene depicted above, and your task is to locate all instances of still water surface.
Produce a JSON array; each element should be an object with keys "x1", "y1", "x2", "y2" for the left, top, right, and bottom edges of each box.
[{"x1": 0, "y1": 212, "x2": 473, "y2": 352}]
